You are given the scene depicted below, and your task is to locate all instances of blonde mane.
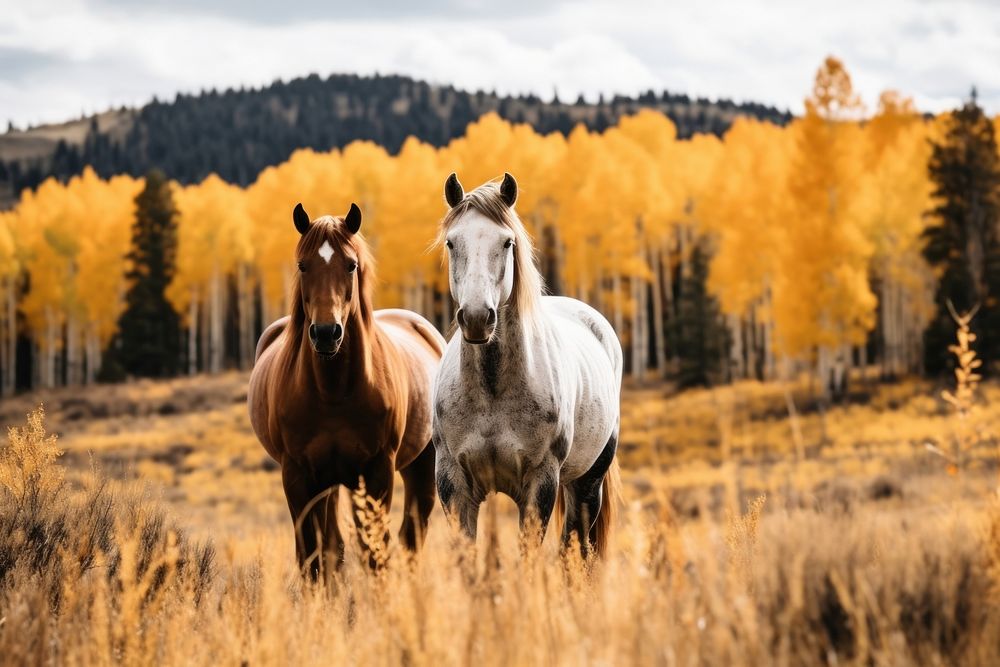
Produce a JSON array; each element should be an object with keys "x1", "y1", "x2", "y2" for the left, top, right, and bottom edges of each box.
[{"x1": 437, "y1": 179, "x2": 545, "y2": 335}]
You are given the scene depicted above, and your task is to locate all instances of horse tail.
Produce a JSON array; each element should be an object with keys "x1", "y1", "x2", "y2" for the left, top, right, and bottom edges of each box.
[
  {"x1": 591, "y1": 458, "x2": 621, "y2": 558},
  {"x1": 553, "y1": 486, "x2": 566, "y2": 541}
]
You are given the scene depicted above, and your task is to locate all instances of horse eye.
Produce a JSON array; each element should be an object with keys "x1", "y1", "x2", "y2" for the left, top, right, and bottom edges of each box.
[
  {"x1": 347, "y1": 260, "x2": 358, "y2": 273},
  {"x1": 445, "y1": 239, "x2": 453, "y2": 250},
  {"x1": 297, "y1": 261, "x2": 306, "y2": 272},
  {"x1": 504, "y1": 238, "x2": 514, "y2": 249}
]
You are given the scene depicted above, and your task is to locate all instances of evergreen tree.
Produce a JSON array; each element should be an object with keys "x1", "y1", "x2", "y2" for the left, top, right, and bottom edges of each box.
[
  {"x1": 673, "y1": 238, "x2": 730, "y2": 387},
  {"x1": 107, "y1": 169, "x2": 180, "y2": 378},
  {"x1": 922, "y1": 90, "x2": 1000, "y2": 374}
]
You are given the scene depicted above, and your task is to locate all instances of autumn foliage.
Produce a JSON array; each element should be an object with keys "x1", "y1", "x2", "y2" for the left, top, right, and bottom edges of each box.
[{"x1": 0, "y1": 58, "x2": 971, "y2": 391}]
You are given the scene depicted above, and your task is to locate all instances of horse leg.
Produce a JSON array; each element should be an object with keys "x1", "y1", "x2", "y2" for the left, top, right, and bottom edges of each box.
[
  {"x1": 399, "y1": 441, "x2": 437, "y2": 552},
  {"x1": 435, "y1": 447, "x2": 479, "y2": 540},
  {"x1": 350, "y1": 457, "x2": 395, "y2": 569},
  {"x1": 322, "y1": 488, "x2": 346, "y2": 573},
  {"x1": 281, "y1": 462, "x2": 328, "y2": 580},
  {"x1": 518, "y1": 465, "x2": 559, "y2": 544},
  {"x1": 563, "y1": 432, "x2": 617, "y2": 558}
]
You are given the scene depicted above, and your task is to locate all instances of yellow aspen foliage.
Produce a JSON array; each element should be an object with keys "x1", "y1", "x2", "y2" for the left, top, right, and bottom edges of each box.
[
  {"x1": 702, "y1": 118, "x2": 794, "y2": 319},
  {"x1": 15, "y1": 178, "x2": 77, "y2": 359},
  {"x1": 0, "y1": 56, "x2": 943, "y2": 387},
  {"x1": 376, "y1": 137, "x2": 446, "y2": 306},
  {"x1": 74, "y1": 170, "x2": 143, "y2": 347},
  {"x1": 858, "y1": 93, "x2": 936, "y2": 357},
  {"x1": 552, "y1": 125, "x2": 605, "y2": 300},
  {"x1": 775, "y1": 56, "x2": 876, "y2": 359},
  {"x1": 0, "y1": 210, "x2": 18, "y2": 280},
  {"x1": 170, "y1": 174, "x2": 251, "y2": 321}
]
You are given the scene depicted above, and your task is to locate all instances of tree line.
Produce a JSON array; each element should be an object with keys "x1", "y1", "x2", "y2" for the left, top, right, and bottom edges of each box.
[
  {"x1": 1, "y1": 57, "x2": 998, "y2": 398},
  {"x1": 0, "y1": 73, "x2": 791, "y2": 202}
]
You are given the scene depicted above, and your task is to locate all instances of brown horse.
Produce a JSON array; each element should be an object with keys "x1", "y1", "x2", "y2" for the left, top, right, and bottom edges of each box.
[{"x1": 248, "y1": 202, "x2": 445, "y2": 576}]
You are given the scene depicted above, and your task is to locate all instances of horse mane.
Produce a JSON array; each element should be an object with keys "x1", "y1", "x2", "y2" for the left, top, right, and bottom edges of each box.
[
  {"x1": 284, "y1": 215, "x2": 377, "y2": 371},
  {"x1": 437, "y1": 179, "x2": 545, "y2": 336}
]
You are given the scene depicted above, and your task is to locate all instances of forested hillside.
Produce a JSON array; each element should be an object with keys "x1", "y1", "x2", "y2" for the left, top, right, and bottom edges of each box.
[
  {"x1": 5, "y1": 58, "x2": 992, "y2": 397},
  {"x1": 0, "y1": 73, "x2": 791, "y2": 206}
]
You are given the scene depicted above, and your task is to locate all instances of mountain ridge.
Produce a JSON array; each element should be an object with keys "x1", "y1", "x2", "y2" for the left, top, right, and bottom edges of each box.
[{"x1": 0, "y1": 72, "x2": 793, "y2": 208}]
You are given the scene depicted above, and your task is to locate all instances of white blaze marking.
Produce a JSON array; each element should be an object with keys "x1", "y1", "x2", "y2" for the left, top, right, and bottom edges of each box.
[{"x1": 318, "y1": 241, "x2": 335, "y2": 264}]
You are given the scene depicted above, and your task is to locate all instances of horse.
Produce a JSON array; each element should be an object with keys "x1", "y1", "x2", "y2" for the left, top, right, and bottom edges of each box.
[
  {"x1": 248, "y1": 202, "x2": 445, "y2": 576},
  {"x1": 431, "y1": 172, "x2": 623, "y2": 557}
]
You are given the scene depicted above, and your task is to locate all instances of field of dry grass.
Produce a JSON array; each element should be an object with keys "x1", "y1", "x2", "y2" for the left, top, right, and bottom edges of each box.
[{"x1": 2, "y1": 370, "x2": 1000, "y2": 665}]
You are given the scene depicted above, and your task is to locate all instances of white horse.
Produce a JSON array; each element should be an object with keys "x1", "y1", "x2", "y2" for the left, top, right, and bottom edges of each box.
[{"x1": 431, "y1": 172, "x2": 623, "y2": 556}]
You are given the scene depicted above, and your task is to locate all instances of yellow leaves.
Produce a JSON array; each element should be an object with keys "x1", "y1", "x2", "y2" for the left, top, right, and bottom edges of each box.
[
  {"x1": 766, "y1": 58, "x2": 888, "y2": 358},
  {"x1": 5, "y1": 167, "x2": 142, "y2": 350},
  {"x1": 0, "y1": 211, "x2": 18, "y2": 278},
  {"x1": 806, "y1": 55, "x2": 864, "y2": 121},
  {"x1": 0, "y1": 57, "x2": 941, "y2": 379}
]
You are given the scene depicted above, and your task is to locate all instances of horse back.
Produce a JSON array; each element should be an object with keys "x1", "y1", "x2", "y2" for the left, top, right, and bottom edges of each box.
[
  {"x1": 255, "y1": 316, "x2": 289, "y2": 363},
  {"x1": 373, "y1": 309, "x2": 446, "y2": 468},
  {"x1": 248, "y1": 317, "x2": 291, "y2": 462},
  {"x1": 542, "y1": 296, "x2": 623, "y2": 375},
  {"x1": 374, "y1": 309, "x2": 446, "y2": 358}
]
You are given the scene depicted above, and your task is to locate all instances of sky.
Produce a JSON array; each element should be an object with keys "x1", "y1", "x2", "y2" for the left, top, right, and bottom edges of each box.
[{"x1": 1, "y1": 0, "x2": 998, "y2": 128}]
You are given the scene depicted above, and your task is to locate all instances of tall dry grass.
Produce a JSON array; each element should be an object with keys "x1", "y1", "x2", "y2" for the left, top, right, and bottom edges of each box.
[{"x1": 1, "y1": 407, "x2": 999, "y2": 665}]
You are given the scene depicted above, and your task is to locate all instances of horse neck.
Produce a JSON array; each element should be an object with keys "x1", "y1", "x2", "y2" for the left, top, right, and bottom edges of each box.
[
  {"x1": 461, "y1": 301, "x2": 537, "y2": 376},
  {"x1": 294, "y1": 314, "x2": 374, "y2": 400}
]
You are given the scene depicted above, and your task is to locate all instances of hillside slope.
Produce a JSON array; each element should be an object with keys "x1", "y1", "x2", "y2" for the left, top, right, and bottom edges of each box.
[{"x1": 0, "y1": 73, "x2": 791, "y2": 206}]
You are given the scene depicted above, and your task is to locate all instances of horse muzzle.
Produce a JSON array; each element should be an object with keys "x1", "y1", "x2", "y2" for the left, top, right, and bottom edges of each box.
[
  {"x1": 309, "y1": 322, "x2": 344, "y2": 357},
  {"x1": 456, "y1": 306, "x2": 496, "y2": 344}
]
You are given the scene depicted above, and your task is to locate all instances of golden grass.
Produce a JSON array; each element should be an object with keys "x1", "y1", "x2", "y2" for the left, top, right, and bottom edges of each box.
[{"x1": 1, "y1": 358, "x2": 999, "y2": 664}]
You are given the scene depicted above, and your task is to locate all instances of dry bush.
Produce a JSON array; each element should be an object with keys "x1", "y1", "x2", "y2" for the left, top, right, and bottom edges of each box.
[{"x1": 0, "y1": 407, "x2": 215, "y2": 663}]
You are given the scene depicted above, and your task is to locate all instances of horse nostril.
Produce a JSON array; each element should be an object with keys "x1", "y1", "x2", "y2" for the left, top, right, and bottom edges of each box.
[
  {"x1": 456, "y1": 308, "x2": 466, "y2": 328},
  {"x1": 332, "y1": 323, "x2": 343, "y2": 341},
  {"x1": 486, "y1": 308, "x2": 497, "y2": 326},
  {"x1": 308, "y1": 324, "x2": 319, "y2": 342}
]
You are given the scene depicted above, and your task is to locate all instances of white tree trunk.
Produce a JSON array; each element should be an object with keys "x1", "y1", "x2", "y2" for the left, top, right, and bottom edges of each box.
[
  {"x1": 817, "y1": 344, "x2": 831, "y2": 403},
  {"x1": 66, "y1": 309, "x2": 80, "y2": 386},
  {"x1": 84, "y1": 325, "x2": 99, "y2": 384},
  {"x1": 44, "y1": 307, "x2": 57, "y2": 389},
  {"x1": 763, "y1": 287, "x2": 776, "y2": 381},
  {"x1": 648, "y1": 243, "x2": 665, "y2": 375},
  {"x1": 200, "y1": 289, "x2": 210, "y2": 376},
  {"x1": 728, "y1": 313, "x2": 744, "y2": 380},
  {"x1": 662, "y1": 236, "x2": 677, "y2": 370},
  {"x1": 188, "y1": 289, "x2": 199, "y2": 376},
  {"x1": 611, "y1": 271, "x2": 624, "y2": 349},
  {"x1": 631, "y1": 274, "x2": 643, "y2": 380},
  {"x1": 209, "y1": 268, "x2": 225, "y2": 374},
  {"x1": 237, "y1": 264, "x2": 254, "y2": 370}
]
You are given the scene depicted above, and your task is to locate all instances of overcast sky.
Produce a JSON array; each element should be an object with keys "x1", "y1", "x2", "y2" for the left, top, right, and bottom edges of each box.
[{"x1": 1, "y1": 0, "x2": 998, "y2": 128}]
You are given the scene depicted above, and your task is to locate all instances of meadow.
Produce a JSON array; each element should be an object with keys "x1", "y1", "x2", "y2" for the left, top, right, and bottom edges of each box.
[{"x1": 2, "y1": 366, "x2": 999, "y2": 666}]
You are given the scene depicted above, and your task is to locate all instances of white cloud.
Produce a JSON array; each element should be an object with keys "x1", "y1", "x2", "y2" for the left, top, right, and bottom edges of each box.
[{"x1": 1, "y1": 0, "x2": 998, "y2": 128}]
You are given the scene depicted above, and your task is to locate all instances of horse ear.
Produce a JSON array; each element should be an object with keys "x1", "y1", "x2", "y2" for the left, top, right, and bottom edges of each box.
[
  {"x1": 344, "y1": 202, "x2": 362, "y2": 234},
  {"x1": 293, "y1": 203, "x2": 311, "y2": 235},
  {"x1": 444, "y1": 172, "x2": 464, "y2": 208},
  {"x1": 499, "y1": 172, "x2": 517, "y2": 208}
]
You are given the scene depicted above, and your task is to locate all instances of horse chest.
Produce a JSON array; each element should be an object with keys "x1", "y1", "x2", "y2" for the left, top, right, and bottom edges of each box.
[
  {"x1": 438, "y1": 387, "x2": 564, "y2": 491},
  {"x1": 276, "y1": 398, "x2": 397, "y2": 469}
]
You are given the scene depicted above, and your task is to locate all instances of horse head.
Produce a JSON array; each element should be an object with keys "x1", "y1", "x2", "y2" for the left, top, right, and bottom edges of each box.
[
  {"x1": 441, "y1": 172, "x2": 530, "y2": 344},
  {"x1": 292, "y1": 202, "x2": 365, "y2": 358}
]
